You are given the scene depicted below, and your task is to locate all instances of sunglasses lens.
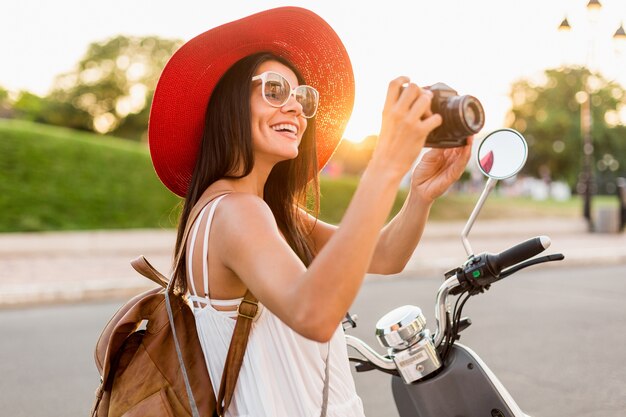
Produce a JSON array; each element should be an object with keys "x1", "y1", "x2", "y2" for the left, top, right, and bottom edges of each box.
[
  {"x1": 258, "y1": 72, "x2": 319, "y2": 118},
  {"x1": 296, "y1": 86, "x2": 319, "y2": 118},
  {"x1": 263, "y1": 73, "x2": 290, "y2": 106}
]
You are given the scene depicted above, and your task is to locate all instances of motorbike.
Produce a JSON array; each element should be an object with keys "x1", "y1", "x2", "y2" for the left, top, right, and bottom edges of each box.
[{"x1": 343, "y1": 128, "x2": 565, "y2": 417}]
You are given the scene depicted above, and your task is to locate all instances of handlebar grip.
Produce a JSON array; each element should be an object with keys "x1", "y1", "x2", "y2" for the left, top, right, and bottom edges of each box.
[{"x1": 491, "y1": 236, "x2": 551, "y2": 272}]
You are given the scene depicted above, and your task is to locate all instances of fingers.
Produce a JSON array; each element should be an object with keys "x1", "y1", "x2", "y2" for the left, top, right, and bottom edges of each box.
[
  {"x1": 443, "y1": 136, "x2": 473, "y2": 163},
  {"x1": 421, "y1": 140, "x2": 471, "y2": 176},
  {"x1": 396, "y1": 83, "x2": 420, "y2": 109},
  {"x1": 407, "y1": 88, "x2": 434, "y2": 119},
  {"x1": 456, "y1": 136, "x2": 474, "y2": 166},
  {"x1": 444, "y1": 138, "x2": 473, "y2": 178},
  {"x1": 384, "y1": 78, "x2": 434, "y2": 121},
  {"x1": 376, "y1": 77, "x2": 445, "y2": 174},
  {"x1": 420, "y1": 113, "x2": 443, "y2": 133},
  {"x1": 383, "y1": 76, "x2": 410, "y2": 111}
]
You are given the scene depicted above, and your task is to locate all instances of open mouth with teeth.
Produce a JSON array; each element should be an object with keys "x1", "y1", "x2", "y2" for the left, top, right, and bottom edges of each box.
[{"x1": 271, "y1": 123, "x2": 298, "y2": 136}]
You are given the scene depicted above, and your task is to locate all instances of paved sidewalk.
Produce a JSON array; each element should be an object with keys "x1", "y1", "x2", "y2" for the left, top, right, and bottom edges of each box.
[{"x1": 1, "y1": 217, "x2": 625, "y2": 307}]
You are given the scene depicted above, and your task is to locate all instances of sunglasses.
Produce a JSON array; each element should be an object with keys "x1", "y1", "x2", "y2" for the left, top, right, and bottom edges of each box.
[{"x1": 251, "y1": 71, "x2": 319, "y2": 118}]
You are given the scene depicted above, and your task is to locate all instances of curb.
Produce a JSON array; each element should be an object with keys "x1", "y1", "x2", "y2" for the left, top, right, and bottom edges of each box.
[{"x1": 0, "y1": 280, "x2": 158, "y2": 309}]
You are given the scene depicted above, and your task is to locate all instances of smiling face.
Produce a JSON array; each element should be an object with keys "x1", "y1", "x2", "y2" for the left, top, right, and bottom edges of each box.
[{"x1": 250, "y1": 60, "x2": 308, "y2": 168}]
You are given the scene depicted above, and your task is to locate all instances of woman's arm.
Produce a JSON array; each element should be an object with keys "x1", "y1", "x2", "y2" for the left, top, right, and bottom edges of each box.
[
  {"x1": 299, "y1": 194, "x2": 430, "y2": 275},
  {"x1": 369, "y1": 140, "x2": 473, "y2": 273},
  {"x1": 217, "y1": 78, "x2": 441, "y2": 342},
  {"x1": 302, "y1": 139, "x2": 473, "y2": 274}
]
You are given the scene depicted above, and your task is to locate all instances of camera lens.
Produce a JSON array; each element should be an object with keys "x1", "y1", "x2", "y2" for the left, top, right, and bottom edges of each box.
[
  {"x1": 462, "y1": 97, "x2": 485, "y2": 133},
  {"x1": 465, "y1": 104, "x2": 477, "y2": 126},
  {"x1": 424, "y1": 82, "x2": 485, "y2": 148}
]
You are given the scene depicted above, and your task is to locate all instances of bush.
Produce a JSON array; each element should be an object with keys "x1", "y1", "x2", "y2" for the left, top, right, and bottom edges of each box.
[{"x1": 318, "y1": 176, "x2": 408, "y2": 224}]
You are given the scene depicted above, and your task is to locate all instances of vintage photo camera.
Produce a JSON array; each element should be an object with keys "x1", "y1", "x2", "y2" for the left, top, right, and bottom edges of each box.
[{"x1": 424, "y1": 82, "x2": 485, "y2": 148}]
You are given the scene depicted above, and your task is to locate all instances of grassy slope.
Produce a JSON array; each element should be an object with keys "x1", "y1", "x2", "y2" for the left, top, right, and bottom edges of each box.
[
  {"x1": 317, "y1": 176, "x2": 410, "y2": 224},
  {"x1": 0, "y1": 119, "x2": 180, "y2": 232}
]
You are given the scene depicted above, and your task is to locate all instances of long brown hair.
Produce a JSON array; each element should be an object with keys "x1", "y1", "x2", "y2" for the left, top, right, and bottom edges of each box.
[{"x1": 170, "y1": 52, "x2": 319, "y2": 295}]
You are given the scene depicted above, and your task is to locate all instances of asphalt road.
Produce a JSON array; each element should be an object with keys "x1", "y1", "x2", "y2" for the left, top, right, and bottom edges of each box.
[{"x1": 1, "y1": 264, "x2": 625, "y2": 417}]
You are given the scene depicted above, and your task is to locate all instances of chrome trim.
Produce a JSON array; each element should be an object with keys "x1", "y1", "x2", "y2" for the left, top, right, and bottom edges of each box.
[
  {"x1": 539, "y1": 235, "x2": 551, "y2": 249},
  {"x1": 345, "y1": 334, "x2": 396, "y2": 371},
  {"x1": 455, "y1": 343, "x2": 527, "y2": 417},
  {"x1": 375, "y1": 305, "x2": 427, "y2": 349},
  {"x1": 392, "y1": 329, "x2": 442, "y2": 383},
  {"x1": 462, "y1": 177, "x2": 497, "y2": 257},
  {"x1": 433, "y1": 275, "x2": 461, "y2": 348}
]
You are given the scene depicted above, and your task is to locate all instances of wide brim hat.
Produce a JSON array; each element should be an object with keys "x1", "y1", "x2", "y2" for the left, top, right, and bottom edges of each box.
[{"x1": 148, "y1": 6, "x2": 355, "y2": 197}]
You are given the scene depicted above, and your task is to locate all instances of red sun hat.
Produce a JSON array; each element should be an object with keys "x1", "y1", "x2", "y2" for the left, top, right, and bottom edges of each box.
[{"x1": 148, "y1": 7, "x2": 355, "y2": 197}]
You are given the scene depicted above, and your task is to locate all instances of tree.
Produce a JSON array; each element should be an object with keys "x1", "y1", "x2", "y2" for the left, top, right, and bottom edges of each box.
[
  {"x1": 12, "y1": 91, "x2": 47, "y2": 122},
  {"x1": 49, "y1": 35, "x2": 182, "y2": 139},
  {"x1": 506, "y1": 66, "x2": 626, "y2": 191},
  {"x1": 0, "y1": 86, "x2": 14, "y2": 118},
  {"x1": 11, "y1": 90, "x2": 91, "y2": 130}
]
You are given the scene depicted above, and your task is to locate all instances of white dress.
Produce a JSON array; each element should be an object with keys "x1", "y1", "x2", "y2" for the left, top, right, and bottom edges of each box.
[{"x1": 186, "y1": 195, "x2": 365, "y2": 417}]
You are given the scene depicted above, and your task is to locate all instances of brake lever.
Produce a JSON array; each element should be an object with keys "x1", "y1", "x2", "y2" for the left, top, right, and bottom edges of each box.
[
  {"x1": 349, "y1": 357, "x2": 400, "y2": 376},
  {"x1": 499, "y1": 253, "x2": 565, "y2": 279},
  {"x1": 342, "y1": 312, "x2": 358, "y2": 330}
]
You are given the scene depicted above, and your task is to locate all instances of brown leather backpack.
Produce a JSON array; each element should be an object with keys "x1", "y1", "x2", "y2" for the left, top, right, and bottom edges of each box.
[{"x1": 91, "y1": 191, "x2": 257, "y2": 417}]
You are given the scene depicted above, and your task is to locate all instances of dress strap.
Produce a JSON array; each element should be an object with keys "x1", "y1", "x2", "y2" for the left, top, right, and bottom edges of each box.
[
  {"x1": 187, "y1": 194, "x2": 230, "y2": 301},
  {"x1": 202, "y1": 194, "x2": 229, "y2": 297},
  {"x1": 209, "y1": 297, "x2": 243, "y2": 307},
  {"x1": 187, "y1": 205, "x2": 209, "y2": 299}
]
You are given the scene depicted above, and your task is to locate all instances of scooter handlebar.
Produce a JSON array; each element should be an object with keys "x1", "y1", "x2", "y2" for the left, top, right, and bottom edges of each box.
[
  {"x1": 453, "y1": 236, "x2": 553, "y2": 294},
  {"x1": 489, "y1": 236, "x2": 551, "y2": 273}
]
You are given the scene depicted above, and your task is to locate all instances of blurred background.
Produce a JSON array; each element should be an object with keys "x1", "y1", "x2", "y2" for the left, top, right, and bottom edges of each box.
[
  {"x1": 1, "y1": 0, "x2": 626, "y2": 231},
  {"x1": 1, "y1": 1, "x2": 626, "y2": 416}
]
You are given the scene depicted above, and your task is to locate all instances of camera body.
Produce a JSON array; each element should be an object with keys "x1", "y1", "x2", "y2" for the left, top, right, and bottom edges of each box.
[{"x1": 424, "y1": 82, "x2": 485, "y2": 148}]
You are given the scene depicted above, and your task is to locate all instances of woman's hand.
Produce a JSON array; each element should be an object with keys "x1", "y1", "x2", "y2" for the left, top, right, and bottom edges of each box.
[
  {"x1": 410, "y1": 137, "x2": 474, "y2": 203},
  {"x1": 370, "y1": 77, "x2": 443, "y2": 177}
]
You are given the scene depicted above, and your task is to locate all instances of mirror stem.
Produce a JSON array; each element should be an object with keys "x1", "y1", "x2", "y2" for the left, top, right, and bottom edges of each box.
[{"x1": 461, "y1": 177, "x2": 498, "y2": 257}]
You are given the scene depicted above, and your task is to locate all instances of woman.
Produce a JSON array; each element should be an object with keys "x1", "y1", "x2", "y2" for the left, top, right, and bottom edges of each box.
[{"x1": 148, "y1": 7, "x2": 472, "y2": 417}]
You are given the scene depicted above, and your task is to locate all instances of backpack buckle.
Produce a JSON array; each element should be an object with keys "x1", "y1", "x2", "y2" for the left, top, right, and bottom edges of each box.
[{"x1": 237, "y1": 299, "x2": 258, "y2": 320}]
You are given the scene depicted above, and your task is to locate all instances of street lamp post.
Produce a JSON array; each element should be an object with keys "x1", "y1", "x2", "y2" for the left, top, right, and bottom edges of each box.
[
  {"x1": 558, "y1": 0, "x2": 626, "y2": 230},
  {"x1": 579, "y1": 90, "x2": 593, "y2": 224}
]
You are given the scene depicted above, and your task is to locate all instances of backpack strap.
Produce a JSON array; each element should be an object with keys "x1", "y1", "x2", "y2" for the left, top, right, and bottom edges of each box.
[
  {"x1": 131, "y1": 256, "x2": 168, "y2": 288},
  {"x1": 216, "y1": 289, "x2": 258, "y2": 416},
  {"x1": 165, "y1": 289, "x2": 201, "y2": 417}
]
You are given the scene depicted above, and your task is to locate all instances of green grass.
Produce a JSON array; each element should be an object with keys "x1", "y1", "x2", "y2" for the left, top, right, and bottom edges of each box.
[
  {"x1": 431, "y1": 191, "x2": 618, "y2": 221},
  {"x1": 319, "y1": 176, "x2": 593, "y2": 224},
  {"x1": 0, "y1": 119, "x2": 604, "y2": 232},
  {"x1": 430, "y1": 193, "x2": 581, "y2": 221},
  {"x1": 0, "y1": 119, "x2": 180, "y2": 232},
  {"x1": 318, "y1": 176, "x2": 408, "y2": 224}
]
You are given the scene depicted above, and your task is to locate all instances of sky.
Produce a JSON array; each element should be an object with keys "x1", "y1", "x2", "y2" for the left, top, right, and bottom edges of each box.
[{"x1": 4, "y1": 0, "x2": 626, "y2": 142}]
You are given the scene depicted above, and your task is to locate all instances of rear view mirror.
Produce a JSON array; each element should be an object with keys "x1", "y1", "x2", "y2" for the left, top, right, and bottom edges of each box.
[{"x1": 477, "y1": 129, "x2": 528, "y2": 180}]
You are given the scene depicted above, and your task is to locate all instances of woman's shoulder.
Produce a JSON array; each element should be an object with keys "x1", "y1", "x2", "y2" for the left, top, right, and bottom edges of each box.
[
  {"x1": 213, "y1": 192, "x2": 278, "y2": 234},
  {"x1": 217, "y1": 192, "x2": 270, "y2": 214}
]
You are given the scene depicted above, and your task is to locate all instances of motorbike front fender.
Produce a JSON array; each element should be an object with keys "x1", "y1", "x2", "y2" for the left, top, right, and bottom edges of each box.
[{"x1": 391, "y1": 344, "x2": 529, "y2": 417}]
